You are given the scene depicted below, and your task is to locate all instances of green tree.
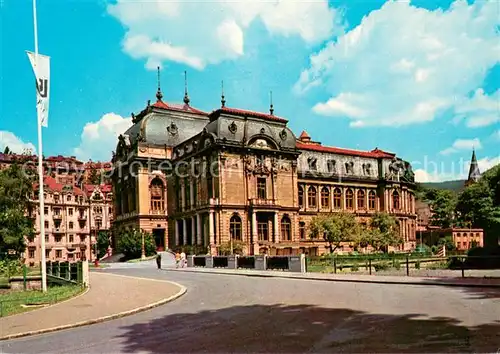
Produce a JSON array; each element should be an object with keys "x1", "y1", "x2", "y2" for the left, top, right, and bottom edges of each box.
[
  {"x1": 88, "y1": 166, "x2": 101, "y2": 185},
  {"x1": 427, "y1": 189, "x2": 457, "y2": 228},
  {"x1": 309, "y1": 212, "x2": 360, "y2": 253},
  {"x1": 96, "y1": 231, "x2": 110, "y2": 259},
  {"x1": 367, "y1": 212, "x2": 402, "y2": 252},
  {"x1": 3, "y1": 146, "x2": 11, "y2": 154},
  {"x1": 456, "y1": 165, "x2": 500, "y2": 247},
  {"x1": 0, "y1": 163, "x2": 36, "y2": 256},
  {"x1": 117, "y1": 228, "x2": 156, "y2": 259}
]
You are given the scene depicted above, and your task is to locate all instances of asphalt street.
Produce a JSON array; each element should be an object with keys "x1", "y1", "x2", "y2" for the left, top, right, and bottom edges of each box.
[{"x1": 2, "y1": 267, "x2": 499, "y2": 353}]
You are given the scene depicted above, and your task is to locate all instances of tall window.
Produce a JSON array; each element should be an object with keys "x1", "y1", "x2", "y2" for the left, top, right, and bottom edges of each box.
[
  {"x1": 298, "y1": 186, "x2": 304, "y2": 208},
  {"x1": 299, "y1": 222, "x2": 306, "y2": 240},
  {"x1": 229, "y1": 214, "x2": 242, "y2": 241},
  {"x1": 281, "y1": 215, "x2": 292, "y2": 241},
  {"x1": 333, "y1": 188, "x2": 342, "y2": 209},
  {"x1": 345, "y1": 189, "x2": 354, "y2": 210},
  {"x1": 392, "y1": 190, "x2": 400, "y2": 210},
  {"x1": 69, "y1": 221, "x2": 74, "y2": 229},
  {"x1": 308, "y1": 186, "x2": 317, "y2": 208},
  {"x1": 368, "y1": 190, "x2": 376, "y2": 210},
  {"x1": 321, "y1": 187, "x2": 330, "y2": 209},
  {"x1": 258, "y1": 221, "x2": 268, "y2": 241},
  {"x1": 357, "y1": 190, "x2": 366, "y2": 209},
  {"x1": 150, "y1": 178, "x2": 165, "y2": 212},
  {"x1": 207, "y1": 175, "x2": 213, "y2": 199},
  {"x1": 257, "y1": 178, "x2": 267, "y2": 199}
]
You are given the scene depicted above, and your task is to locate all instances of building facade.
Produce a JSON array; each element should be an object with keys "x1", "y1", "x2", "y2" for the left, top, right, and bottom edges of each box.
[
  {"x1": 420, "y1": 228, "x2": 484, "y2": 251},
  {"x1": 0, "y1": 153, "x2": 114, "y2": 263},
  {"x1": 112, "y1": 86, "x2": 417, "y2": 256}
]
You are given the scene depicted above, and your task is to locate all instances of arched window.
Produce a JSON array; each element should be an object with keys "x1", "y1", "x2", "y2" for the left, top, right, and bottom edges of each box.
[
  {"x1": 333, "y1": 188, "x2": 342, "y2": 209},
  {"x1": 281, "y1": 215, "x2": 292, "y2": 241},
  {"x1": 345, "y1": 189, "x2": 354, "y2": 209},
  {"x1": 321, "y1": 187, "x2": 330, "y2": 209},
  {"x1": 298, "y1": 186, "x2": 304, "y2": 208},
  {"x1": 368, "y1": 190, "x2": 376, "y2": 210},
  {"x1": 357, "y1": 190, "x2": 366, "y2": 209},
  {"x1": 150, "y1": 178, "x2": 165, "y2": 212},
  {"x1": 392, "y1": 190, "x2": 400, "y2": 210},
  {"x1": 308, "y1": 186, "x2": 317, "y2": 208},
  {"x1": 229, "y1": 214, "x2": 242, "y2": 241}
]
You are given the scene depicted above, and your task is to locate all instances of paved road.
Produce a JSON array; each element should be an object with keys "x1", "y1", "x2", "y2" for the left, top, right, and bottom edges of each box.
[{"x1": 2, "y1": 267, "x2": 499, "y2": 353}]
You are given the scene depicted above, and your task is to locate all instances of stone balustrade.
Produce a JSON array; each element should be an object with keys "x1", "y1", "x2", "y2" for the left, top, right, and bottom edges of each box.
[{"x1": 187, "y1": 254, "x2": 306, "y2": 273}]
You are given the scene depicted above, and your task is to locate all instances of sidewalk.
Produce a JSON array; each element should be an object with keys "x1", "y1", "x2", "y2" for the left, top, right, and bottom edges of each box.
[
  {"x1": 166, "y1": 267, "x2": 500, "y2": 288},
  {"x1": 0, "y1": 272, "x2": 186, "y2": 340}
]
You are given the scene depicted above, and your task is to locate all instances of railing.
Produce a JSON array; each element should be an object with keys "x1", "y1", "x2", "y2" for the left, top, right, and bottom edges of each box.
[
  {"x1": 78, "y1": 215, "x2": 87, "y2": 220},
  {"x1": 52, "y1": 214, "x2": 62, "y2": 220},
  {"x1": 238, "y1": 257, "x2": 255, "y2": 269},
  {"x1": 267, "y1": 256, "x2": 289, "y2": 270},
  {"x1": 249, "y1": 198, "x2": 277, "y2": 207},
  {"x1": 193, "y1": 256, "x2": 206, "y2": 267},
  {"x1": 46, "y1": 261, "x2": 84, "y2": 284},
  {"x1": 213, "y1": 256, "x2": 228, "y2": 268},
  {"x1": 187, "y1": 255, "x2": 305, "y2": 272}
]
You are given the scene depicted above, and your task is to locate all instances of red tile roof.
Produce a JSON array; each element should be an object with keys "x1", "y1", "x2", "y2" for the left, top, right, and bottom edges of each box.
[
  {"x1": 297, "y1": 142, "x2": 395, "y2": 158},
  {"x1": 152, "y1": 100, "x2": 207, "y2": 115},
  {"x1": 299, "y1": 131, "x2": 310, "y2": 139},
  {"x1": 34, "y1": 176, "x2": 85, "y2": 196},
  {"x1": 83, "y1": 184, "x2": 112, "y2": 197},
  {"x1": 211, "y1": 107, "x2": 288, "y2": 123}
]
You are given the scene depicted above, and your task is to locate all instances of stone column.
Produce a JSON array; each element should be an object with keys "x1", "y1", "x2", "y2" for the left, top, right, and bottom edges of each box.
[
  {"x1": 175, "y1": 219, "x2": 179, "y2": 246},
  {"x1": 189, "y1": 180, "x2": 194, "y2": 209},
  {"x1": 274, "y1": 212, "x2": 279, "y2": 244},
  {"x1": 183, "y1": 218, "x2": 187, "y2": 245},
  {"x1": 304, "y1": 184, "x2": 308, "y2": 210},
  {"x1": 191, "y1": 216, "x2": 196, "y2": 245},
  {"x1": 209, "y1": 210, "x2": 214, "y2": 245},
  {"x1": 251, "y1": 211, "x2": 257, "y2": 243},
  {"x1": 197, "y1": 213, "x2": 202, "y2": 245}
]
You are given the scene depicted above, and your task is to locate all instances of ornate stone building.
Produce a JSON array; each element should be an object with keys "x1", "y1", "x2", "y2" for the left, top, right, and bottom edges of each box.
[{"x1": 112, "y1": 80, "x2": 417, "y2": 256}]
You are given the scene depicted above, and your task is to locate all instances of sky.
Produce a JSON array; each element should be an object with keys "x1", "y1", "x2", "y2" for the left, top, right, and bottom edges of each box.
[{"x1": 0, "y1": 0, "x2": 498, "y2": 183}]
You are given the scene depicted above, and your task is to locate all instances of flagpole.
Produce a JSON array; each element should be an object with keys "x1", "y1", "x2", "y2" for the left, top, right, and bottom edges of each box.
[{"x1": 33, "y1": 0, "x2": 47, "y2": 293}]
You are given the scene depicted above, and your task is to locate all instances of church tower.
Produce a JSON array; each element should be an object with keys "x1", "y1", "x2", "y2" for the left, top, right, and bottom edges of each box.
[{"x1": 465, "y1": 148, "x2": 481, "y2": 187}]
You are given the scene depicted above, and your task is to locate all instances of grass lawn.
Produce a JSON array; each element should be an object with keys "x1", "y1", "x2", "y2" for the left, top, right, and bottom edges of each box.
[{"x1": 0, "y1": 284, "x2": 84, "y2": 317}]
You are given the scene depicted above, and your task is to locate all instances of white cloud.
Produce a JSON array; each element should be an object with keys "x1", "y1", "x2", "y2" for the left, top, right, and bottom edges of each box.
[
  {"x1": 295, "y1": 0, "x2": 499, "y2": 127},
  {"x1": 477, "y1": 156, "x2": 500, "y2": 174},
  {"x1": 73, "y1": 113, "x2": 132, "y2": 161},
  {"x1": 107, "y1": 0, "x2": 342, "y2": 70},
  {"x1": 453, "y1": 88, "x2": 500, "y2": 128},
  {"x1": 439, "y1": 138, "x2": 481, "y2": 155},
  {"x1": 0, "y1": 131, "x2": 36, "y2": 154}
]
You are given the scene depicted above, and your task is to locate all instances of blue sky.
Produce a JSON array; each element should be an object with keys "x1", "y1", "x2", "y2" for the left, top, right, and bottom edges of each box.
[{"x1": 0, "y1": 0, "x2": 498, "y2": 182}]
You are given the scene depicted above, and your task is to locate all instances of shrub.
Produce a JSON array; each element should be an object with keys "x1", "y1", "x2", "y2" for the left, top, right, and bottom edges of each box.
[
  {"x1": 374, "y1": 262, "x2": 390, "y2": 272},
  {"x1": 415, "y1": 260, "x2": 421, "y2": 270},
  {"x1": 117, "y1": 229, "x2": 156, "y2": 260},
  {"x1": 0, "y1": 259, "x2": 23, "y2": 277},
  {"x1": 393, "y1": 260, "x2": 401, "y2": 270},
  {"x1": 351, "y1": 264, "x2": 359, "y2": 272}
]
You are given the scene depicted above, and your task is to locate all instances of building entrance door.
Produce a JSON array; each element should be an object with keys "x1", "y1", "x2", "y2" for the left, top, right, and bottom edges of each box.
[{"x1": 153, "y1": 228, "x2": 165, "y2": 251}]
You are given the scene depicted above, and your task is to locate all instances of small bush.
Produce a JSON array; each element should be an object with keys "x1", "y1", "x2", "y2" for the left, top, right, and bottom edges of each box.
[
  {"x1": 415, "y1": 260, "x2": 421, "y2": 270},
  {"x1": 0, "y1": 259, "x2": 23, "y2": 277},
  {"x1": 374, "y1": 262, "x2": 390, "y2": 272},
  {"x1": 351, "y1": 264, "x2": 359, "y2": 272}
]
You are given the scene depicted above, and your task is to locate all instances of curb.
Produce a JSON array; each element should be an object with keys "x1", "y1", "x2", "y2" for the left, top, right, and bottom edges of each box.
[
  {"x1": 0, "y1": 279, "x2": 187, "y2": 341},
  {"x1": 164, "y1": 268, "x2": 500, "y2": 289}
]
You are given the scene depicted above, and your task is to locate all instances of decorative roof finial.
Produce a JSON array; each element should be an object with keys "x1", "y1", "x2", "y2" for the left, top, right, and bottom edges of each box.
[
  {"x1": 183, "y1": 70, "x2": 190, "y2": 105},
  {"x1": 269, "y1": 91, "x2": 274, "y2": 115},
  {"x1": 156, "y1": 66, "x2": 163, "y2": 101},
  {"x1": 221, "y1": 80, "x2": 226, "y2": 108}
]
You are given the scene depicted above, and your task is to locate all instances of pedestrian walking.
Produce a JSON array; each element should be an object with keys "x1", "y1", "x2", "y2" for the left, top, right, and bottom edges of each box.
[
  {"x1": 156, "y1": 253, "x2": 162, "y2": 270},
  {"x1": 175, "y1": 252, "x2": 181, "y2": 268},
  {"x1": 180, "y1": 251, "x2": 186, "y2": 268}
]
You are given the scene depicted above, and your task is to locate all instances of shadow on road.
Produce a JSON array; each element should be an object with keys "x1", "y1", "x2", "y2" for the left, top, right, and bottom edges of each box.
[
  {"x1": 116, "y1": 304, "x2": 500, "y2": 353},
  {"x1": 422, "y1": 278, "x2": 500, "y2": 300}
]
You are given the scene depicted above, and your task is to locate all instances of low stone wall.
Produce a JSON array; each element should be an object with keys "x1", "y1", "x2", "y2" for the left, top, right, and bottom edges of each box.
[
  {"x1": 9, "y1": 276, "x2": 42, "y2": 291},
  {"x1": 187, "y1": 254, "x2": 306, "y2": 273}
]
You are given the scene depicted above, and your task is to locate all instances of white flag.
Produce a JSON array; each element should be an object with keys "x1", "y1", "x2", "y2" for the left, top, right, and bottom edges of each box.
[{"x1": 27, "y1": 51, "x2": 50, "y2": 128}]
